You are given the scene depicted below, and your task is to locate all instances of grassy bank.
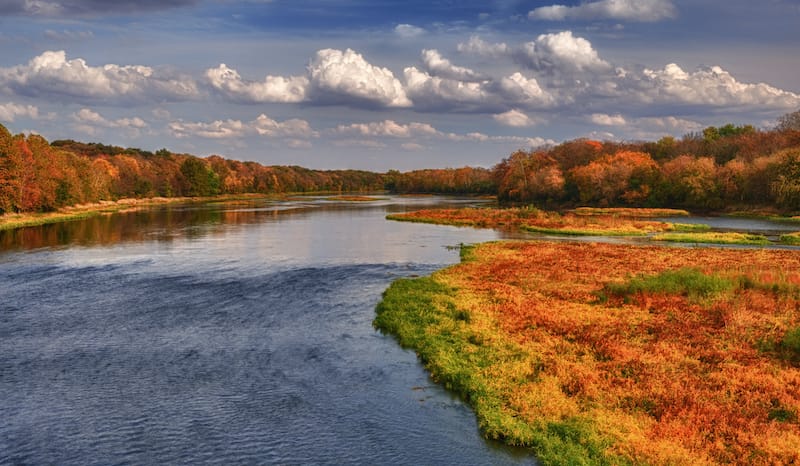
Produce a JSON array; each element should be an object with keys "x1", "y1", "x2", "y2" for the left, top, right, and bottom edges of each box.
[
  {"x1": 387, "y1": 207, "x2": 685, "y2": 237},
  {"x1": 0, "y1": 194, "x2": 271, "y2": 232},
  {"x1": 375, "y1": 241, "x2": 800, "y2": 465}
]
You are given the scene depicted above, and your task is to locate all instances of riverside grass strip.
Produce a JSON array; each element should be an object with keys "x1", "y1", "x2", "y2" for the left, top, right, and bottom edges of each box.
[
  {"x1": 375, "y1": 241, "x2": 800, "y2": 465},
  {"x1": 387, "y1": 207, "x2": 706, "y2": 237}
]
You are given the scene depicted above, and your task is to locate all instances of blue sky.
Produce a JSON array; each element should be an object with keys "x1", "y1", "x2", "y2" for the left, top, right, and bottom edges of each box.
[{"x1": 0, "y1": 0, "x2": 798, "y2": 170}]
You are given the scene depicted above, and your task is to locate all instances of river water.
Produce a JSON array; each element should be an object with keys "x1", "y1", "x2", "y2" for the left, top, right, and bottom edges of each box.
[{"x1": 0, "y1": 196, "x2": 537, "y2": 465}]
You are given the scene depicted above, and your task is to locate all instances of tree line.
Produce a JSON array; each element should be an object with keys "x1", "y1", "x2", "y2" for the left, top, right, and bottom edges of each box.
[
  {"x1": 2, "y1": 110, "x2": 800, "y2": 215},
  {"x1": 494, "y1": 118, "x2": 800, "y2": 211}
]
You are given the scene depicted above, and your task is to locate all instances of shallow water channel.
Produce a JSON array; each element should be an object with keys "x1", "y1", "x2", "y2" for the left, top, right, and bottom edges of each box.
[{"x1": 0, "y1": 196, "x2": 539, "y2": 465}]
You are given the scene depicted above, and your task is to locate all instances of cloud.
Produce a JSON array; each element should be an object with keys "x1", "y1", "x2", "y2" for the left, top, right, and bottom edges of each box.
[
  {"x1": 0, "y1": 50, "x2": 200, "y2": 104},
  {"x1": 169, "y1": 114, "x2": 317, "y2": 140},
  {"x1": 404, "y1": 67, "x2": 489, "y2": 110},
  {"x1": 331, "y1": 118, "x2": 555, "y2": 150},
  {"x1": 494, "y1": 73, "x2": 553, "y2": 106},
  {"x1": 394, "y1": 24, "x2": 425, "y2": 38},
  {"x1": 334, "y1": 120, "x2": 438, "y2": 138},
  {"x1": 529, "y1": 0, "x2": 677, "y2": 22},
  {"x1": 0, "y1": 102, "x2": 41, "y2": 122},
  {"x1": 404, "y1": 67, "x2": 554, "y2": 113},
  {"x1": 0, "y1": 0, "x2": 199, "y2": 16},
  {"x1": 206, "y1": 64, "x2": 307, "y2": 103},
  {"x1": 493, "y1": 109, "x2": 537, "y2": 127},
  {"x1": 516, "y1": 31, "x2": 611, "y2": 73},
  {"x1": 590, "y1": 113, "x2": 626, "y2": 126},
  {"x1": 638, "y1": 63, "x2": 800, "y2": 108},
  {"x1": 307, "y1": 48, "x2": 411, "y2": 108},
  {"x1": 445, "y1": 132, "x2": 555, "y2": 148},
  {"x1": 457, "y1": 35, "x2": 511, "y2": 57},
  {"x1": 71, "y1": 108, "x2": 147, "y2": 135},
  {"x1": 421, "y1": 49, "x2": 484, "y2": 81}
]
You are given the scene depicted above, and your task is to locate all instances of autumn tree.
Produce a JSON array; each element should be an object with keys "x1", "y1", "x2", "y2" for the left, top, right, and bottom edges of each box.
[
  {"x1": 568, "y1": 151, "x2": 659, "y2": 206},
  {"x1": 180, "y1": 157, "x2": 220, "y2": 197},
  {"x1": 658, "y1": 155, "x2": 721, "y2": 209}
]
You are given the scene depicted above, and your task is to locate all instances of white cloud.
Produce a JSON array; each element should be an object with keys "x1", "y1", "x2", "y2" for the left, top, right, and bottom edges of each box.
[
  {"x1": 0, "y1": 50, "x2": 199, "y2": 103},
  {"x1": 516, "y1": 31, "x2": 610, "y2": 73},
  {"x1": 332, "y1": 118, "x2": 554, "y2": 150},
  {"x1": 401, "y1": 142, "x2": 425, "y2": 151},
  {"x1": 334, "y1": 120, "x2": 438, "y2": 138},
  {"x1": 640, "y1": 63, "x2": 800, "y2": 108},
  {"x1": 421, "y1": 49, "x2": 484, "y2": 82},
  {"x1": 590, "y1": 113, "x2": 626, "y2": 126},
  {"x1": 457, "y1": 35, "x2": 511, "y2": 57},
  {"x1": 71, "y1": 108, "x2": 147, "y2": 135},
  {"x1": 206, "y1": 64, "x2": 307, "y2": 103},
  {"x1": 404, "y1": 67, "x2": 488, "y2": 110},
  {"x1": 529, "y1": 0, "x2": 677, "y2": 22},
  {"x1": 332, "y1": 139, "x2": 387, "y2": 149},
  {"x1": 395, "y1": 24, "x2": 425, "y2": 38},
  {"x1": 495, "y1": 72, "x2": 553, "y2": 106},
  {"x1": 445, "y1": 131, "x2": 554, "y2": 148},
  {"x1": 404, "y1": 66, "x2": 554, "y2": 112},
  {"x1": 494, "y1": 109, "x2": 537, "y2": 127},
  {"x1": 307, "y1": 48, "x2": 411, "y2": 108},
  {"x1": 169, "y1": 114, "x2": 317, "y2": 140},
  {"x1": 0, "y1": 102, "x2": 41, "y2": 122}
]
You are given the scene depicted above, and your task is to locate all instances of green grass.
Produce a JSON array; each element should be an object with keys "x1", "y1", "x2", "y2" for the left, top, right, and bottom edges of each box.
[
  {"x1": 779, "y1": 232, "x2": 800, "y2": 245},
  {"x1": 0, "y1": 207, "x2": 123, "y2": 231},
  {"x1": 667, "y1": 223, "x2": 712, "y2": 232},
  {"x1": 652, "y1": 231, "x2": 771, "y2": 245},
  {"x1": 520, "y1": 225, "x2": 648, "y2": 237},
  {"x1": 374, "y1": 274, "x2": 626, "y2": 465},
  {"x1": 599, "y1": 267, "x2": 737, "y2": 303}
]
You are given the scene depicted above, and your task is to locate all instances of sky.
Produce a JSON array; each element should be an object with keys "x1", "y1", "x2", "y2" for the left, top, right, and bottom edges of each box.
[{"x1": 0, "y1": 0, "x2": 799, "y2": 171}]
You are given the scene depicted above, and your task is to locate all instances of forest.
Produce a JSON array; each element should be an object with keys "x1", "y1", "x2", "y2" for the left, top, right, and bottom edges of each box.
[{"x1": 1, "y1": 109, "x2": 800, "y2": 215}]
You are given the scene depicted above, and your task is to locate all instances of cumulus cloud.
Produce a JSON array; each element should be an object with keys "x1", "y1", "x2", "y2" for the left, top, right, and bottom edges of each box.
[
  {"x1": 493, "y1": 109, "x2": 537, "y2": 127},
  {"x1": 638, "y1": 63, "x2": 800, "y2": 108},
  {"x1": 457, "y1": 35, "x2": 511, "y2": 58},
  {"x1": 516, "y1": 31, "x2": 610, "y2": 73},
  {"x1": 71, "y1": 108, "x2": 147, "y2": 135},
  {"x1": 590, "y1": 113, "x2": 626, "y2": 126},
  {"x1": 395, "y1": 24, "x2": 425, "y2": 38},
  {"x1": 404, "y1": 67, "x2": 489, "y2": 110},
  {"x1": 206, "y1": 64, "x2": 307, "y2": 103},
  {"x1": 169, "y1": 114, "x2": 317, "y2": 140},
  {"x1": 421, "y1": 49, "x2": 484, "y2": 82},
  {"x1": 445, "y1": 131, "x2": 554, "y2": 148},
  {"x1": 0, "y1": 102, "x2": 41, "y2": 122},
  {"x1": 307, "y1": 48, "x2": 411, "y2": 108},
  {"x1": 494, "y1": 73, "x2": 553, "y2": 106},
  {"x1": 331, "y1": 118, "x2": 554, "y2": 150},
  {"x1": 529, "y1": 0, "x2": 677, "y2": 22},
  {"x1": 334, "y1": 120, "x2": 438, "y2": 138},
  {"x1": 0, "y1": 50, "x2": 199, "y2": 103},
  {"x1": 404, "y1": 66, "x2": 554, "y2": 112}
]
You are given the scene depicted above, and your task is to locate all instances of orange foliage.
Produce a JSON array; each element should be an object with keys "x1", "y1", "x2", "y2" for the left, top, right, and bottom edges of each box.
[
  {"x1": 439, "y1": 241, "x2": 800, "y2": 465},
  {"x1": 568, "y1": 150, "x2": 659, "y2": 206},
  {"x1": 390, "y1": 207, "x2": 675, "y2": 235}
]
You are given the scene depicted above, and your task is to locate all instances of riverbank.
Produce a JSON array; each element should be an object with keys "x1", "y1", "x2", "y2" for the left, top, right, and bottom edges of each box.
[
  {"x1": 387, "y1": 206, "x2": 800, "y2": 245},
  {"x1": 0, "y1": 193, "x2": 304, "y2": 231},
  {"x1": 375, "y1": 241, "x2": 800, "y2": 465}
]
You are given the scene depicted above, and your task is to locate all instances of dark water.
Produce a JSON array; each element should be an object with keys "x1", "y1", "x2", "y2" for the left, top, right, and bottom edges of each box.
[{"x1": 0, "y1": 197, "x2": 537, "y2": 465}]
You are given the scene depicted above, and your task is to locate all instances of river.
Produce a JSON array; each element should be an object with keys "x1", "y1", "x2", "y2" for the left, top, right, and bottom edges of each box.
[{"x1": 0, "y1": 196, "x2": 537, "y2": 465}]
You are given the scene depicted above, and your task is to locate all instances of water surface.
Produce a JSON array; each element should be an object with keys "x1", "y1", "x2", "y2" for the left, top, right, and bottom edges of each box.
[{"x1": 0, "y1": 196, "x2": 536, "y2": 465}]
